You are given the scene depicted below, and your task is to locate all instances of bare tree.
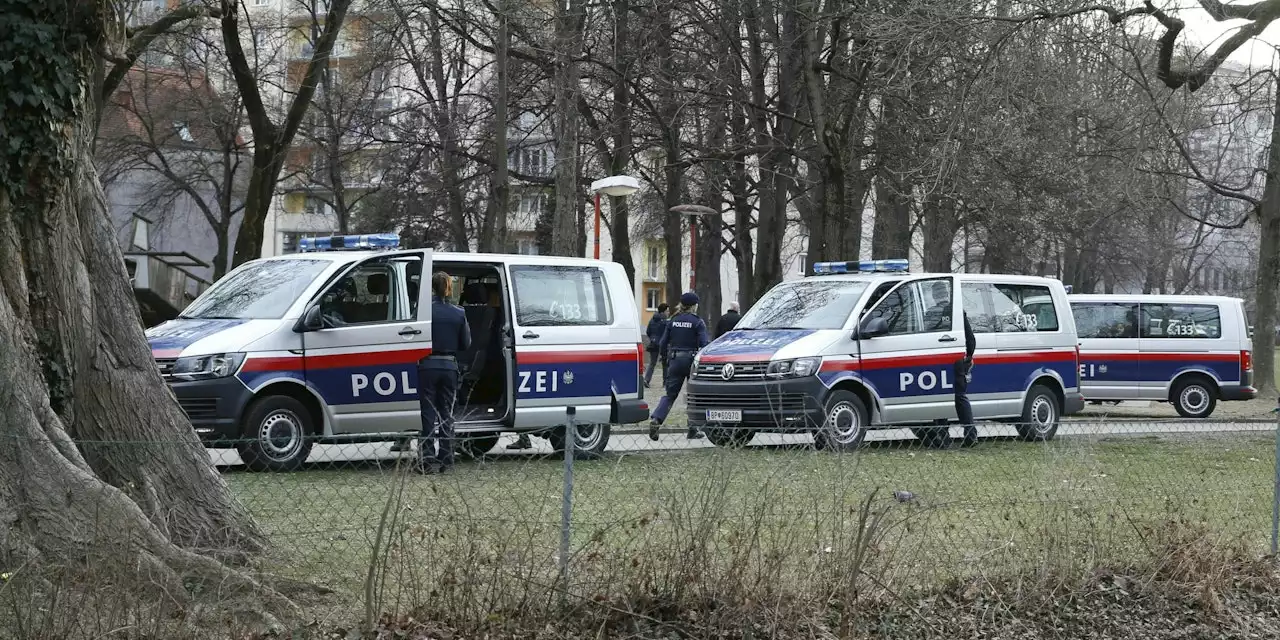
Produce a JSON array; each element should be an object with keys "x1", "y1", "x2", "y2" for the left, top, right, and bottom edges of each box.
[
  {"x1": 222, "y1": 0, "x2": 355, "y2": 266},
  {"x1": 96, "y1": 25, "x2": 248, "y2": 279}
]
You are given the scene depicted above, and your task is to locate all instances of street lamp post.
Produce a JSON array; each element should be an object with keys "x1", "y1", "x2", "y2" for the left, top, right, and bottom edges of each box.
[
  {"x1": 589, "y1": 175, "x2": 641, "y2": 259},
  {"x1": 669, "y1": 204, "x2": 717, "y2": 289}
]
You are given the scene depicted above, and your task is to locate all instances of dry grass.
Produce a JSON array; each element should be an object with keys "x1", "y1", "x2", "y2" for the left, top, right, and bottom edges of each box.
[{"x1": 3, "y1": 430, "x2": 1276, "y2": 639}]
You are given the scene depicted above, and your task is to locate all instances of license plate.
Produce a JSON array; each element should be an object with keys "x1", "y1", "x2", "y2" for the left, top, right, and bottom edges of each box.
[{"x1": 706, "y1": 409, "x2": 742, "y2": 423}]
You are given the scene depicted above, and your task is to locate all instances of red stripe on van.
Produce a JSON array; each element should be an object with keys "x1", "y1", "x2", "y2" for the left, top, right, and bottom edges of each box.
[
  {"x1": 241, "y1": 348, "x2": 431, "y2": 372},
  {"x1": 1083, "y1": 352, "x2": 1241, "y2": 363},
  {"x1": 516, "y1": 349, "x2": 638, "y2": 365}
]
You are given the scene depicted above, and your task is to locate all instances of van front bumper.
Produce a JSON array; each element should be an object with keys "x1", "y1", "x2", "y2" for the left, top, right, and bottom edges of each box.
[
  {"x1": 167, "y1": 377, "x2": 252, "y2": 444},
  {"x1": 686, "y1": 377, "x2": 827, "y2": 431}
]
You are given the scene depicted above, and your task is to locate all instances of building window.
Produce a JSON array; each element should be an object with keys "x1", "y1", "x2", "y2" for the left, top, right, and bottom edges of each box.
[
  {"x1": 173, "y1": 122, "x2": 194, "y2": 142},
  {"x1": 515, "y1": 147, "x2": 548, "y2": 176},
  {"x1": 796, "y1": 253, "x2": 807, "y2": 276},
  {"x1": 645, "y1": 287, "x2": 661, "y2": 311},
  {"x1": 280, "y1": 231, "x2": 327, "y2": 254},
  {"x1": 646, "y1": 245, "x2": 660, "y2": 280},
  {"x1": 253, "y1": 0, "x2": 270, "y2": 5},
  {"x1": 130, "y1": 216, "x2": 150, "y2": 251},
  {"x1": 518, "y1": 192, "x2": 548, "y2": 218},
  {"x1": 515, "y1": 237, "x2": 539, "y2": 255}
]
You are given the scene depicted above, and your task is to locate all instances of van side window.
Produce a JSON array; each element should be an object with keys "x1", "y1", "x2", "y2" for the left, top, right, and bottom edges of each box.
[
  {"x1": 319, "y1": 261, "x2": 408, "y2": 326},
  {"x1": 511, "y1": 265, "x2": 612, "y2": 326},
  {"x1": 1073, "y1": 303, "x2": 1138, "y2": 338},
  {"x1": 961, "y1": 283, "x2": 996, "y2": 333},
  {"x1": 990, "y1": 284, "x2": 1059, "y2": 332},
  {"x1": 869, "y1": 280, "x2": 950, "y2": 336},
  {"x1": 1140, "y1": 304, "x2": 1222, "y2": 339}
]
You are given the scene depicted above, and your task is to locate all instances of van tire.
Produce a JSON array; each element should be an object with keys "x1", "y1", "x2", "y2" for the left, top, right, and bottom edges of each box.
[
  {"x1": 813, "y1": 391, "x2": 868, "y2": 451},
  {"x1": 705, "y1": 427, "x2": 756, "y2": 448},
  {"x1": 1172, "y1": 377, "x2": 1217, "y2": 419},
  {"x1": 550, "y1": 423, "x2": 610, "y2": 459},
  {"x1": 1015, "y1": 385, "x2": 1060, "y2": 442},
  {"x1": 236, "y1": 395, "x2": 314, "y2": 472},
  {"x1": 458, "y1": 433, "x2": 500, "y2": 459}
]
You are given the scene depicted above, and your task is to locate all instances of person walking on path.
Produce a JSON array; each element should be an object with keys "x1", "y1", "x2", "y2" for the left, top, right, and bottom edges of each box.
[
  {"x1": 715, "y1": 301, "x2": 741, "y2": 338},
  {"x1": 648, "y1": 292, "x2": 709, "y2": 441},
  {"x1": 417, "y1": 272, "x2": 471, "y2": 473},
  {"x1": 643, "y1": 303, "x2": 670, "y2": 388}
]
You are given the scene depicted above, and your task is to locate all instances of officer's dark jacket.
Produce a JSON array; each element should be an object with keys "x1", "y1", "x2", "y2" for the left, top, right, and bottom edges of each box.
[
  {"x1": 424, "y1": 295, "x2": 472, "y2": 369},
  {"x1": 658, "y1": 312, "x2": 709, "y2": 354},
  {"x1": 963, "y1": 313, "x2": 975, "y2": 359},
  {"x1": 645, "y1": 312, "x2": 669, "y2": 351}
]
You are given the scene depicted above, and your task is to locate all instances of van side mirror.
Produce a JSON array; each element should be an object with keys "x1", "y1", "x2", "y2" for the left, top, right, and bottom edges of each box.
[
  {"x1": 855, "y1": 316, "x2": 889, "y2": 340},
  {"x1": 295, "y1": 305, "x2": 324, "y2": 333}
]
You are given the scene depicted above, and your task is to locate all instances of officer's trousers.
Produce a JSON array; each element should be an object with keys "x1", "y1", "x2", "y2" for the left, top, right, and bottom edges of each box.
[
  {"x1": 651, "y1": 353, "x2": 693, "y2": 423},
  {"x1": 419, "y1": 365, "x2": 459, "y2": 467}
]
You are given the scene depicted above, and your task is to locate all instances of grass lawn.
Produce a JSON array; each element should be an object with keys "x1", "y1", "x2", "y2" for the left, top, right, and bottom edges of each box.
[{"x1": 227, "y1": 431, "x2": 1276, "y2": 619}]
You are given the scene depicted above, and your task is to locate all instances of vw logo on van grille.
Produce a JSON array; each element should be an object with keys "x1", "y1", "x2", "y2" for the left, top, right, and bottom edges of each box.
[{"x1": 721, "y1": 363, "x2": 735, "y2": 380}]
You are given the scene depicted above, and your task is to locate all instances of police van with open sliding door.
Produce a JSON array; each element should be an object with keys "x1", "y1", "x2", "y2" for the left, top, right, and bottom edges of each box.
[
  {"x1": 1070, "y1": 294, "x2": 1255, "y2": 418},
  {"x1": 145, "y1": 234, "x2": 648, "y2": 471},
  {"x1": 685, "y1": 260, "x2": 1085, "y2": 448}
]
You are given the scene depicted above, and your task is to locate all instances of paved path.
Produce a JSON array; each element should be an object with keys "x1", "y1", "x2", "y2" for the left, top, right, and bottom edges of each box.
[{"x1": 208, "y1": 399, "x2": 1277, "y2": 468}]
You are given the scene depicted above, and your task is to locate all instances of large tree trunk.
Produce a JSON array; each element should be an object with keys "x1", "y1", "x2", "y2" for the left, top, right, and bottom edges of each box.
[
  {"x1": 608, "y1": 0, "x2": 636, "y2": 287},
  {"x1": 2, "y1": 2, "x2": 283, "y2": 616},
  {"x1": 550, "y1": 0, "x2": 586, "y2": 256},
  {"x1": 1250, "y1": 86, "x2": 1280, "y2": 396},
  {"x1": 480, "y1": 0, "x2": 510, "y2": 254}
]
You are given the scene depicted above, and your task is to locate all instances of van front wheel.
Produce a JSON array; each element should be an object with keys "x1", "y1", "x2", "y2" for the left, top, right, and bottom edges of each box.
[
  {"x1": 236, "y1": 395, "x2": 314, "y2": 472},
  {"x1": 813, "y1": 391, "x2": 868, "y2": 451}
]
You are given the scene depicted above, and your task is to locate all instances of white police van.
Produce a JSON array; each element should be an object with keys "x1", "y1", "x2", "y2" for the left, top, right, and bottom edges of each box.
[
  {"x1": 146, "y1": 234, "x2": 648, "y2": 471},
  {"x1": 686, "y1": 260, "x2": 1084, "y2": 448},
  {"x1": 1070, "y1": 294, "x2": 1255, "y2": 418}
]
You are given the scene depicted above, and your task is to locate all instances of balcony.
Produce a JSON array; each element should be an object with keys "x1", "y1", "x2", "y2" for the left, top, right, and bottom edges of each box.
[{"x1": 124, "y1": 251, "x2": 212, "y2": 327}]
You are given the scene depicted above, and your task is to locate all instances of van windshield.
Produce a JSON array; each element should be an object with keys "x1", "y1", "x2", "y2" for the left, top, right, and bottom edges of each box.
[
  {"x1": 737, "y1": 279, "x2": 871, "y2": 330},
  {"x1": 180, "y1": 259, "x2": 331, "y2": 320}
]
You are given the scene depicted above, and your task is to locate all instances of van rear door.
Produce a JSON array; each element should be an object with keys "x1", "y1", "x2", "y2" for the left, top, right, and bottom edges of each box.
[{"x1": 506, "y1": 263, "x2": 641, "y2": 428}]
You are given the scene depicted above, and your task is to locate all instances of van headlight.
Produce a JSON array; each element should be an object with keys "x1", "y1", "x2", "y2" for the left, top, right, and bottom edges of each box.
[
  {"x1": 766, "y1": 357, "x2": 821, "y2": 378},
  {"x1": 171, "y1": 353, "x2": 245, "y2": 380}
]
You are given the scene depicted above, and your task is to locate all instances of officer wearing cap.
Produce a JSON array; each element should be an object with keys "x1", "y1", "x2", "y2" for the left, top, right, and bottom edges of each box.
[
  {"x1": 649, "y1": 291, "x2": 709, "y2": 441},
  {"x1": 418, "y1": 271, "x2": 471, "y2": 474}
]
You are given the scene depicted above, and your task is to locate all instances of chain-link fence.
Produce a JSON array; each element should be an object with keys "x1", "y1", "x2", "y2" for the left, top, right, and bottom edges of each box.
[
  {"x1": 6, "y1": 408, "x2": 1278, "y2": 635},
  {"x1": 201, "y1": 410, "x2": 1278, "y2": 624}
]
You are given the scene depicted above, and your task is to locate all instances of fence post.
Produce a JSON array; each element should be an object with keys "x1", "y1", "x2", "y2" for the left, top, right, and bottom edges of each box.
[
  {"x1": 1272, "y1": 399, "x2": 1279, "y2": 556},
  {"x1": 559, "y1": 406, "x2": 576, "y2": 594}
]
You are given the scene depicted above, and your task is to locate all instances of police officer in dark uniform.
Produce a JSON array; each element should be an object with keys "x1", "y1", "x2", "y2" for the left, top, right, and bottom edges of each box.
[
  {"x1": 418, "y1": 271, "x2": 471, "y2": 473},
  {"x1": 954, "y1": 311, "x2": 978, "y2": 447},
  {"x1": 648, "y1": 291, "x2": 709, "y2": 441}
]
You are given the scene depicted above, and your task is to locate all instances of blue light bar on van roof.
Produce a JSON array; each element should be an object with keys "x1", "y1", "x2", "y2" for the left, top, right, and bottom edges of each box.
[
  {"x1": 811, "y1": 259, "x2": 909, "y2": 275},
  {"x1": 298, "y1": 233, "x2": 400, "y2": 252}
]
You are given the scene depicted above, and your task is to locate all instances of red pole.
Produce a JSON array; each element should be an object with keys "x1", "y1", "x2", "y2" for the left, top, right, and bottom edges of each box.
[
  {"x1": 689, "y1": 217, "x2": 697, "y2": 289},
  {"x1": 593, "y1": 192, "x2": 602, "y2": 259}
]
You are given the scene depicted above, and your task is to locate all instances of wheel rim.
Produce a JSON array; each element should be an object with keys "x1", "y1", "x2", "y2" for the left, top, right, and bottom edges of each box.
[
  {"x1": 1029, "y1": 395, "x2": 1056, "y2": 433},
  {"x1": 257, "y1": 410, "x2": 304, "y2": 461},
  {"x1": 574, "y1": 424, "x2": 603, "y2": 450},
  {"x1": 825, "y1": 402, "x2": 861, "y2": 444},
  {"x1": 1179, "y1": 385, "x2": 1210, "y2": 414}
]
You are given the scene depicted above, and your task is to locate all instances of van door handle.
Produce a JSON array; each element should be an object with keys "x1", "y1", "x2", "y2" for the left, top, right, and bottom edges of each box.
[
  {"x1": 938, "y1": 335, "x2": 957, "y2": 343},
  {"x1": 523, "y1": 331, "x2": 540, "y2": 339},
  {"x1": 398, "y1": 327, "x2": 422, "y2": 336}
]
